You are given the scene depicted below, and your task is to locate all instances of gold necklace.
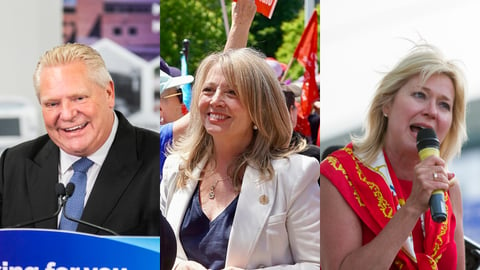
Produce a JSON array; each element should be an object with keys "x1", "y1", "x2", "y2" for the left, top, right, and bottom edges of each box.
[{"x1": 208, "y1": 178, "x2": 228, "y2": 200}]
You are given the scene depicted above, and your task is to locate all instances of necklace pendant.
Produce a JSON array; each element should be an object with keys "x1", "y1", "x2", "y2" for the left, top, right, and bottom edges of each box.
[{"x1": 209, "y1": 186, "x2": 215, "y2": 200}]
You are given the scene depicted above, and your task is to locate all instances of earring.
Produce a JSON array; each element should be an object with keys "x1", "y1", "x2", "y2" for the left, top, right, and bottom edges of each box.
[
  {"x1": 253, "y1": 125, "x2": 258, "y2": 130},
  {"x1": 383, "y1": 113, "x2": 388, "y2": 118}
]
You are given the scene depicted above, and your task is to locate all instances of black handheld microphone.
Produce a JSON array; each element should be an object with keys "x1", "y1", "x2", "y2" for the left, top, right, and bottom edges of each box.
[
  {"x1": 9, "y1": 183, "x2": 68, "y2": 228},
  {"x1": 416, "y1": 128, "x2": 447, "y2": 223},
  {"x1": 62, "y1": 183, "x2": 119, "y2": 235}
]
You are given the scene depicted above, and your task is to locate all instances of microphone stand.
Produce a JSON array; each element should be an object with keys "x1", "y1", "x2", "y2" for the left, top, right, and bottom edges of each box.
[
  {"x1": 61, "y1": 183, "x2": 119, "y2": 236},
  {"x1": 9, "y1": 183, "x2": 67, "y2": 228}
]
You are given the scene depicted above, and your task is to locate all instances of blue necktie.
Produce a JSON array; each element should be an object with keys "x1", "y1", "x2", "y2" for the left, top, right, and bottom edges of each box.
[{"x1": 59, "y1": 157, "x2": 94, "y2": 231}]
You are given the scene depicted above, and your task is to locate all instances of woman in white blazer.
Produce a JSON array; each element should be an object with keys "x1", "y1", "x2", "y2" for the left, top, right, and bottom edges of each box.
[{"x1": 160, "y1": 48, "x2": 320, "y2": 269}]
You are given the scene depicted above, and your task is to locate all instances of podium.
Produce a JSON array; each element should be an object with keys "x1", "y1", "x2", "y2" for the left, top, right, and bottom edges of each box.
[{"x1": 0, "y1": 229, "x2": 159, "y2": 269}]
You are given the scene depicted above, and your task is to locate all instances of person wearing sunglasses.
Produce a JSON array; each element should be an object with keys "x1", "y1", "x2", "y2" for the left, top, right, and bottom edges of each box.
[{"x1": 160, "y1": 71, "x2": 193, "y2": 126}]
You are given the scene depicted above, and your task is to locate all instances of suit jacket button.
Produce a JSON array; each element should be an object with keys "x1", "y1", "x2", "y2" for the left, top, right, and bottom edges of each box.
[{"x1": 259, "y1": 194, "x2": 269, "y2": 205}]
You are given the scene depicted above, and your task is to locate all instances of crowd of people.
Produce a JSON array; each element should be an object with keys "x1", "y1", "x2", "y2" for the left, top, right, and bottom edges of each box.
[{"x1": 158, "y1": 0, "x2": 321, "y2": 269}]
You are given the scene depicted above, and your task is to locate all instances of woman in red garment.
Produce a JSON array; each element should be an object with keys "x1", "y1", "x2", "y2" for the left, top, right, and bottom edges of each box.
[{"x1": 320, "y1": 44, "x2": 467, "y2": 269}]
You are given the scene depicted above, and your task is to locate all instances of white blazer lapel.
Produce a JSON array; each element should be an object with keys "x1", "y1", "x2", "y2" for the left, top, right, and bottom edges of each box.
[
  {"x1": 166, "y1": 157, "x2": 206, "y2": 259},
  {"x1": 167, "y1": 179, "x2": 197, "y2": 259},
  {"x1": 225, "y1": 165, "x2": 277, "y2": 268}
]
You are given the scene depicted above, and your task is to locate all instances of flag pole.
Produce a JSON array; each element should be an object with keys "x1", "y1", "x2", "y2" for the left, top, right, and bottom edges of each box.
[
  {"x1": 220, "y1": 0, "x2": 230, "y2": 36},
  {"x1": 180, "y1": 39, "x2": 192, "y2": 110},
  {"x1": 281, "y1": 9, "x2": 318, "y2": 83},
  {"x1": 281, "y1": 57, "x2": 294, "y2": 82}
]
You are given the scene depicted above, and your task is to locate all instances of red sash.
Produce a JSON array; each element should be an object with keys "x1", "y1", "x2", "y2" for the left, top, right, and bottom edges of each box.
[{"x1": 320, "y1": 143, "x2": 453, "y2": 269}]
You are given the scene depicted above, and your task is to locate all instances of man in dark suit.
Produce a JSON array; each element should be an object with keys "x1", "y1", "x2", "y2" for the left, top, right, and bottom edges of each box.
[{"x1": 0, "y1": 43, "x2": 160, "y2": 236}]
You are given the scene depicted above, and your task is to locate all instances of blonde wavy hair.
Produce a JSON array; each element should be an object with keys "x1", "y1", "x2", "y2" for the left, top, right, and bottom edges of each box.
[
  {"x1": 352, "y1": 44, "x2": 467, "y2": 164},
  {"x1": 171, "y1": 48, "x2": 305, "y2": 190}
]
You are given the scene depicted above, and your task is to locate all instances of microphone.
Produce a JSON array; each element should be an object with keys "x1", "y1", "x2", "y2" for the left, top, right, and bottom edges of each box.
[
  {"x1": 65, "y1": 182, "x2": 74, "y2": 198},
  {"x1": 61, "y1": 183, "x2": 119, "y2": 235},
  {"x1": 9, "y1": 183, "x2": 68, "y2": 228},
  {"x1": 416, "y1": 128, "x2": 447, "y2": 223}
]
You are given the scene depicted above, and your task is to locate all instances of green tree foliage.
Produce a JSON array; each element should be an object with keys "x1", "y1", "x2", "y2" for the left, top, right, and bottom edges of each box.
[
  {"x1": 276, "y1": 4, "x2": 320, "y2": 82},
  {"x1": 160, "y1": 0, "x2": 318, "y2": 79},
  {"x1": 160, "y1": 0, "x2": 226, "y2": 73},
  {"x1": 249, "y1": 0, "x2": 303, "y2": 57}
]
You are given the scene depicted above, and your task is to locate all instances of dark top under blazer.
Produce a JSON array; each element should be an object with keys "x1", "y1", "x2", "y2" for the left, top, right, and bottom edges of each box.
[{"x1": 0, "y1": 111, "x2": 160, "y2": 236}]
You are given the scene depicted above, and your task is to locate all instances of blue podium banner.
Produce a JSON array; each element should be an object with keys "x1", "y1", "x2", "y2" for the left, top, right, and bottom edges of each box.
[{"x1": 0, "y1": 229, "x2": 159, "y2": 270}]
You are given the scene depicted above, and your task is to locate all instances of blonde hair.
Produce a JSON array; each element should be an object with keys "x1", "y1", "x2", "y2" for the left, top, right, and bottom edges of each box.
[
  {"x1": 352, "y1": 44, "x2": 467, "y2": 164},
  {"x1": 33, "y1": 43, "x2": 112, "y2": 99},
  {"x1": 172, "y1": 48, "x2": 303, "y2": 190}
]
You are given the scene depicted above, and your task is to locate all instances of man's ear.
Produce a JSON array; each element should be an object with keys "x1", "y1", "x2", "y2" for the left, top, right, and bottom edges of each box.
[{"x1": 106, "y1": 80, "x2": 115, "y2": 109}]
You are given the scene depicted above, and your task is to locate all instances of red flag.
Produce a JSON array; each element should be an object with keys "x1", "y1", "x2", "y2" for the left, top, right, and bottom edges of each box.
[
  {"x1": 233, "y1": 0, "x2": 278, "y2": 19},
  {"x1": 293, "y1": 10, "x2": 319, "y2": 121},
  {"x1": 294, "y1": 102, "x2": 312, "y2": 138},
  {"x1": 255, "y1": 0, "x2": 278, "y2": 19}
]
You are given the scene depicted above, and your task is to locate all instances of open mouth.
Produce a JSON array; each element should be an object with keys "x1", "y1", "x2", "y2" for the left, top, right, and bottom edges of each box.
[
  {"x1": 410, "y1": 124, "x2": 433, "y2": 134},
  {"x1": 208, "y1": 113, "x2": 228, "y2": 121},
  {"x1": 410, "y1": 125, "x2": 423, "y2": 133},
  {"x1": 63, "y1": 122, "x2": 88, "y2": 132}
]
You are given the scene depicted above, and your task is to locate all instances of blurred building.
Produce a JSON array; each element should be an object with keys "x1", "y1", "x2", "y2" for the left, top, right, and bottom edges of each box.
[
  {"x1": 63, "y1": 0, "x2": 159, "y2": 61},
  {"x1": 91, "y1": 38, "x2": 159, "y2": 132},
  {"x1": 63, "y1": 0, "x2": 160, "y2": 132}
]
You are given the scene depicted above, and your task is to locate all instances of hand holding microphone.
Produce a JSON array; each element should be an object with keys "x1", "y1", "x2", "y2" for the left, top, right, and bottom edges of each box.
[{"x1": 416, "y1": 128, "x2": 448, "y2": 223}]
